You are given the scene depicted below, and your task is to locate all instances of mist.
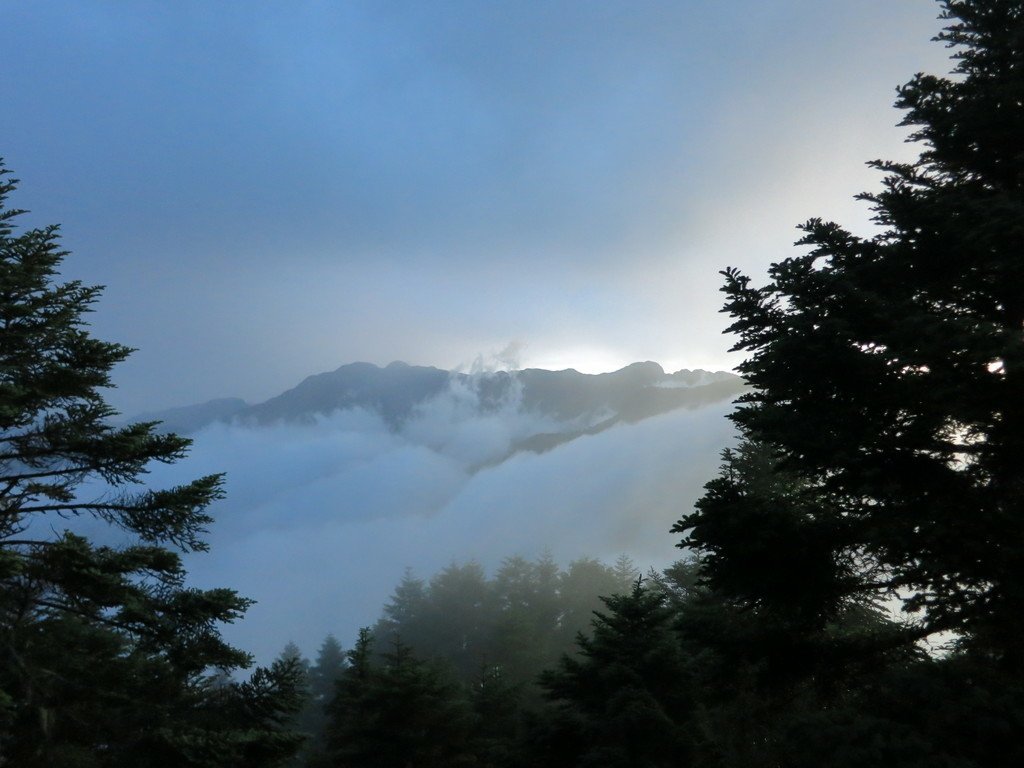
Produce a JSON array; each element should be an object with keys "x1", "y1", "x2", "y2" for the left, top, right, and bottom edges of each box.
[{"x1": 135, "y1": 377, "x2": 737, "y2": 662}]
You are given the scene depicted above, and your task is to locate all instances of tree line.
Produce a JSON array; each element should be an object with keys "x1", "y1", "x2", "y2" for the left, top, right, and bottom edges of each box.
[
  {"x1": 274, "y1": 553, "x2": 643, "y2": 765},
  {"x1": 2, "y1": 0, "x2": 1022, "y2": 764}
]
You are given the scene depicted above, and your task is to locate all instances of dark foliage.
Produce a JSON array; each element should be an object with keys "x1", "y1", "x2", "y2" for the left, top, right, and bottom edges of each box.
[
  {"x1": 323, "y1": 629, "x2": 476, "y2": 768},
  {"x1": 678, "y1": 0, "x2": 1024, "y2": 663},
  {"x1": 0, "y1": 162, "x2": 302, "y2": 766},
  {"x1": 371, "y1": 553, "x2": 638, "y2": 695},
  {"x1": 536, "y1": 580, "x2": 694, "y2": 767},
  {"x1": 673, "y1": 1, "x2": 1024, "y2": 764}
]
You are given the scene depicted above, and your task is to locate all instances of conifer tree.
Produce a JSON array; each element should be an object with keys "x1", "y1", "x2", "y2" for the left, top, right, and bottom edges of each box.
[
  {"x1": 556, "y1": 557, "x2": 626, "y2": 653},
  {"x1": 537, "y1": 581, "x2": 693, "y2": 767},
  {"x1": 673, "y1": 1, "x2": 1024, "y2": 763},
  {"x1": 678, "y1": 0, "x2": 1024, "y2": 667},
  {"x1": 310, "y1": 635, "x2": 346, "y2": 711},
  {"x1": 488, "y1": 555, "x2": 561, "y2": 685},
  {"x1": 278, "y1": 641, "x2": 309, "y2": 665},
  {"x1": 414, "y1": 562, "x2": 491, "y2": 678},
  {"x1": 295, "y1": 635, "x2": 345, "y2": 765},
  {"x1": 0, "y1": 162, "x2": 300, "y2": 765},
  {"x1": 373, "y1": 568, "x2": 427, "y2": 649},
  {"x1": 469, "y1": 662, "x2": 524, "y2": 768},
  {"x1": 325, "y1": 629, "x2": 475, "y2": 768}
]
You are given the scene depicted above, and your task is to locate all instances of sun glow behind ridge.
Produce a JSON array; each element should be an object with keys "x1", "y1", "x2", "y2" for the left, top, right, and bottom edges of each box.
[{"x1": 523, "y1": 346, "x2": 707, "y2": 376}]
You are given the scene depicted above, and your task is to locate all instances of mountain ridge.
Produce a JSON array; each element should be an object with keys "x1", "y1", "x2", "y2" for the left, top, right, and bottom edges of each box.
[{"x1": 133, "y1": 361, "x2": 744, "y2": 464}]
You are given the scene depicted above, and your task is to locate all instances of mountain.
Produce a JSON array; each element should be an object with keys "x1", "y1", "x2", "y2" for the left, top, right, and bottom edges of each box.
[
  {"x1": 135, "y1": 363, "x2": 744, "y2": 662},
  {"x1": 130, "y1": 397, "x2": 249, "y2": 435},
  {"x1": 135, "y1": 361, "x2": 744, "y2": 465},
  {"x1": 246, "y1": 361, "x2": 451, "y2": 427}
]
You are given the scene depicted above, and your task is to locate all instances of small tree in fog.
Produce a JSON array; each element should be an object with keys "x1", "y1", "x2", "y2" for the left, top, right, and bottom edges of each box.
[{"x1": 538, "y1": 580, "x2": 693, "y2": 767}]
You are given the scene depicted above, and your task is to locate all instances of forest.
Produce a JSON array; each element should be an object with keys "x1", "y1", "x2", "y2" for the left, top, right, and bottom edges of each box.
[{"x1": 2, "y1": 0, "x2": 1023, "y2": 765}]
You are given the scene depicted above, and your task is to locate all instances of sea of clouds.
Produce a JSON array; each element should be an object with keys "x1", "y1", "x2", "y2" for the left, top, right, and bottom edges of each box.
[{"x1": 121, "y1": 377, "x2": 736, "y2": 663}]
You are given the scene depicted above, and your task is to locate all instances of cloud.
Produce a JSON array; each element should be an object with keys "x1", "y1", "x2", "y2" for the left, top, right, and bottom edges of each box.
[
  {"x1": 492, "y1": 341, "x2": 524, "y2": 372},
  {"x1": 135, "y1": 381, "x2": 738, "y2": 663}
]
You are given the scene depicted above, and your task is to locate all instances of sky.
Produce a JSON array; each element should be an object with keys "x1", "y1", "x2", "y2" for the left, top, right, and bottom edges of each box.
[{"x1": 2, "y1": 1, "x2": 952, "y2": 414}]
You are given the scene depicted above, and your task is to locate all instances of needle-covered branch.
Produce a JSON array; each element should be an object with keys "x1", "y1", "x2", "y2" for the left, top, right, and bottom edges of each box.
[{"x1": 0, "y1": 161, "x2": 301, "y2": 764}]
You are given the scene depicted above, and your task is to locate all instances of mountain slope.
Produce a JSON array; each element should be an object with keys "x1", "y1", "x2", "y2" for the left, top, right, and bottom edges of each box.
[{"x1": 137, "y1": 361, "x2": 744, "y2": 466}]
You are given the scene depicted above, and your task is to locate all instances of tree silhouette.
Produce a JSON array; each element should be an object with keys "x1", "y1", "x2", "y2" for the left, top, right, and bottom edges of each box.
[{"x1": 0, "y1": 162, "x2": 300, "y2": 766}]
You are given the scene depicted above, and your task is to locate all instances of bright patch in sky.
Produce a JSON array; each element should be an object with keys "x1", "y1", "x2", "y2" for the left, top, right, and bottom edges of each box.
[{"x1": 520, "y1": 345, "x2": 638, "y2": 375}]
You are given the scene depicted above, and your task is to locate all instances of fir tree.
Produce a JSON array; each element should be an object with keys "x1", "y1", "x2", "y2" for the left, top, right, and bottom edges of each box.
[
  {"x1": 678, "y1": 0, "x2": 1024, "y2": 669},
  {"x1": 414, "y1": 561, "x2": 491, "y2": 679},
  {"x1": 469, "y1": 662, "x2": 524, "y2": 768},
  {"x1": 296, "y1": 635, "x2": 345, "y2": 765},
  {"x1": 556, "y1": 557, "x2": 627, "y2": 655},
  {"x1": 373, "y1": 568, "x2": 426, "y2": 650},
  {"x1": 0, "y1": 162, "x2": 300, "y2": 765},
  {"x1": 674, "y1": 1, "x2": 1024, "y2": 763},
  {"x1": 310, "y1": 635, "x2": 346, "y2": 712},
  {"x1": 325, "y1": 629, "x2": 474, "y2": 768},
  {"x1": 537, "y1": 581, "x2": 693, "y2": 767},
  {"x1": 488, "y1": 555, "x2": 561, "y2": 686}
]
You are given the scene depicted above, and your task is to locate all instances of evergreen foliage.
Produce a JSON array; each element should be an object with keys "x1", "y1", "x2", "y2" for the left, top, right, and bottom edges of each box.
[
  {"x1": 305, "y1": 554, "x2": 642, "y2": 767},
  {"x1": 678, "y1": 0, "x2": 1024, "y2": 664},
  {"x1": 308, "y1": 635, "x2": 346, "y2": 730},
  {"x1": 468, "y1": 661, "x2": 524, "y2": 768},
  {"x1": 7, "y1": 2, "x2": 1020, "y2": 765},
  {"x1": 370, "y1": 553, "x2": 638, "y2": 693},
  {"x1": 324, "y1": 630, "x2": 475, "y2": 768},
  {"x1": 0, "y1": 162, "x2": 301, "y2": 765},
  {"x1": 281, "y1": 635, "x2": 346, "y2": 766},
  {"x1": 537, "y1": 580, "x2": 694, "y2": 767},
  {"x1": 672, "y1": 1, "x2": 1024, "y2": 763}
]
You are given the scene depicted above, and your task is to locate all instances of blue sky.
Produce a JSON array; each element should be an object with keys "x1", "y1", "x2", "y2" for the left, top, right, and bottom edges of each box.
[{"x1": 5, "y1": 1, "x2": 948, "y2": 413}]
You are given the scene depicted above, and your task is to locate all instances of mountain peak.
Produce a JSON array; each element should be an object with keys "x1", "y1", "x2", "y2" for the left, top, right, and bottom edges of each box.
[
  {"x1": 133, "y1": 360, "x2": 744, "y2": 435},
  {"x1": 611, "y1": 361, "x2": 665, "y2": 378}
]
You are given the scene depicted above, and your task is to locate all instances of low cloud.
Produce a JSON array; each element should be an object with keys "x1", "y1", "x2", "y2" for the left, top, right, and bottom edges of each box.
[{"x1": 134, "y1": 379, "x2": 737, "y2": 662}]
